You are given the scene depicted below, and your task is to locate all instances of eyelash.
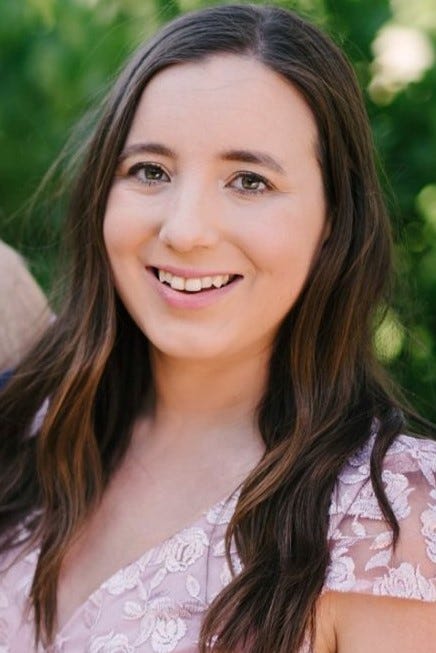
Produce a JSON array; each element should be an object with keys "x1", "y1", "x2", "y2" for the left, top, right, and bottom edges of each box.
[
  {"x1": 127, "y1": 162, "x2": 169, "y2": 185},
  {"x1": 125, "y1": 162, "x2": 273, "y2": 196},
  {"x1": 230, "y1": 171, "x2": 272, "y2": 196}
]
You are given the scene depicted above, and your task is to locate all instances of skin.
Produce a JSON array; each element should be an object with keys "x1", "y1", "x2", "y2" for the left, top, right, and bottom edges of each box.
[
  {"x1": 57, "y1": 55, "x2": 436, "y2": 650},
  {"x1": 313, "y1": 591, "x2": 436, "y2": 653},
  {"x1": 104, "y1": 55, "x2": 328, "y2": 367}
]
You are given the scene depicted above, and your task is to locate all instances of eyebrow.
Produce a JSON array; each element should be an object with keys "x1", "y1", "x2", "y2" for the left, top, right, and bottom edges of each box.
[
  {"x1": 118, "y1": 142, "x2": 287, "y2": 175},
  {"x1": 119, "y1": 142, "x2": 175, "y2": 162},
  {"x1": 220, "y1": 149, "x2": 286, "y2": 175}
]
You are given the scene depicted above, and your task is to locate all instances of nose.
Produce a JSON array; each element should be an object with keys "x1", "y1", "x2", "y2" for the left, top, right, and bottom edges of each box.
[{"x1": 158, "y1": 181, "x2": 220, "y2": 253}]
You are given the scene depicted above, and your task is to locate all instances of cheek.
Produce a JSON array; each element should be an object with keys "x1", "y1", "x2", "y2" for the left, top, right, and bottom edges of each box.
[
  {"x1": 103, "y1": 216, "x2": 123, "y2": 258},
  {"x1": 103, "y1": 186, "x2": 153, "y2": 258},
  {"x1": 244, "y1": 206, "x2": 326, "y2": 286},
  {"x1": 244, "y1": 214, "x2": 326, "y2": 326},
  {"x1": 103, "y1": 188, "x2": 127, "y2": 257}
]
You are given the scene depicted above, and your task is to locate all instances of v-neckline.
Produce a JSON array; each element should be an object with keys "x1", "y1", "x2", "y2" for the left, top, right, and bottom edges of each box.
[{"x1": 53, "y1": 484, "x2": 242, "y2": 641}]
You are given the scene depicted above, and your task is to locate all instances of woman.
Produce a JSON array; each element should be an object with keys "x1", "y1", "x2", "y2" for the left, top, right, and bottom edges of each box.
[{"x1": 0, "y1": 4, "x2": 435, "y2": 652}]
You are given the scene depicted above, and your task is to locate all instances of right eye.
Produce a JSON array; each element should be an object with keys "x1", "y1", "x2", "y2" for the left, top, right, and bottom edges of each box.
[{"x1": 126, "y1": 162, "x2": 170, "y2": 186}]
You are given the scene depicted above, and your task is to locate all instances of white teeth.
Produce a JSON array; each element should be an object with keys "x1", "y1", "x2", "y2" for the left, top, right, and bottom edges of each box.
[
  {"x1": 185, "y1": 278, "x2": 202, "y2": 292},
  {"x1": 202, "y1": 276, "x2": 213, "y2": 289},
  {"x1": 170, "y1": 275, "x2": 185, "y2": 291},
  {"x1": 212, "y1": 274, "x2": 229, "y2": 288},
  {"x1": 155, "y1": 269, "x2": 234, "y2": 292}
]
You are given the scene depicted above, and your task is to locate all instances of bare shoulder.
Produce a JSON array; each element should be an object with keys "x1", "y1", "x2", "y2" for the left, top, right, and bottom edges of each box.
[
  {"x1": 311, "y1": 591, "x2": 337, "y2": 653},
  {"x1": 316, "y1": 591, "x2": 436, "y2": 653},
  {"x1": 313, "y1": 432, "x2": 436, "y2": 653}
]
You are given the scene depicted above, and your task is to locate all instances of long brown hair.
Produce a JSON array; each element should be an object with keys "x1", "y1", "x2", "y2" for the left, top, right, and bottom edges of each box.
[{"x1": 0, "y1": 4, "x2": 426, "y2": 651}]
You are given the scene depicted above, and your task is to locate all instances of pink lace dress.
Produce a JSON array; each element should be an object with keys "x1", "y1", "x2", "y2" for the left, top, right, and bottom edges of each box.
[{"x1": 1, "y1": 434, "x2": 435, "y2": 652}]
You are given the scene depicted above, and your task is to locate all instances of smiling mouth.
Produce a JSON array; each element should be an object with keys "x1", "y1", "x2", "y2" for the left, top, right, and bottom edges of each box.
[{"x1": 150, "y1": 267, "x2": 242, "y2": 293}]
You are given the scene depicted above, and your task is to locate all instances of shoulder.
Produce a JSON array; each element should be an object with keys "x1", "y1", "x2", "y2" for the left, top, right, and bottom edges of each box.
[
  {"x1": 329, "y1": 432, "x2": 436, "y2": 521},
  {"x1": 325, "y1": 432, "x2": 436, "y2": 602}
]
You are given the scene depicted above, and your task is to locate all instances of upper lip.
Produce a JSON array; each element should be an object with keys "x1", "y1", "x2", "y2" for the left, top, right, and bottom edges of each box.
[{"x1": 148, "y1": 265, "x2": 242, "y2": 278}]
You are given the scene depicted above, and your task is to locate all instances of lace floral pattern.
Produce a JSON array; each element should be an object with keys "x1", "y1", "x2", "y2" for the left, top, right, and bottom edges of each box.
[
  {"x1": 326, "y1": 435, "x2": 436, "y2": 602},
  {"x1": 0, "y1": 434, "x2": 435, "y2": 652}
]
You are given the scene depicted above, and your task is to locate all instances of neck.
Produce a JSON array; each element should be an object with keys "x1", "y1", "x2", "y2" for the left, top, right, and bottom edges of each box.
[{"x1": 136, "y1": 346, "x2": 270, "y2": 460}]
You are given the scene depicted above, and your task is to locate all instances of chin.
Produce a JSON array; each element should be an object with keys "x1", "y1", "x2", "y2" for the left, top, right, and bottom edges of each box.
[
  {"x1": 153, "y1": 338, "x2": 231, "y2": 361},
  {"x1": 143, "y1": 325, "x2": 235, "y2": 362}
]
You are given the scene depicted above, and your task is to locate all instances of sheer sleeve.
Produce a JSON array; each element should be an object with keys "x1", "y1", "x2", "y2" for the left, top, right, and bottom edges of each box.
[{"x1": 324, "y1": 434, "x2": 436, "y2": 602}]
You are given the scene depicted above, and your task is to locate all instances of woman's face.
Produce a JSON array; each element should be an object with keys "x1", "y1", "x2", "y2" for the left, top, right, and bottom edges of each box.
[{"x1": 104, "y1": 55, "x2": 328, "y2": 362}]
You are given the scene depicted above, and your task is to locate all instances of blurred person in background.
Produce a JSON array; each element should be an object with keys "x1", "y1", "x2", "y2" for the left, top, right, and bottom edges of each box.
[
  {"x1": 0, "y1": 4, "x2": 435, "y2": 653},
  {"x1": 0, "y1": 239, "x2": 50, "y2": 385}
]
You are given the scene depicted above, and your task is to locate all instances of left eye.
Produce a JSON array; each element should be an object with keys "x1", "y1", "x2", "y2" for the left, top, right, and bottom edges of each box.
[
  {"x1": 229, "y1": 172, "x2": 271, "y2": 194},
  {"x1": 127, "y1": 162, "x2": 170, "y2": 185}
]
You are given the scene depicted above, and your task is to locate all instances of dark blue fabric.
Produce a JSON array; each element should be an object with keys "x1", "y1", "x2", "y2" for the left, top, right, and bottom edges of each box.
[{"x1": 0, "y1": 369, "x2": 13, "y2": 390}]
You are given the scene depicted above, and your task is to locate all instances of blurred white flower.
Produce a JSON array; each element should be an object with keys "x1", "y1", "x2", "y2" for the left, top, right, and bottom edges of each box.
[{"x1": 369, "y1": 23, "x2": 434, "y2": 102}]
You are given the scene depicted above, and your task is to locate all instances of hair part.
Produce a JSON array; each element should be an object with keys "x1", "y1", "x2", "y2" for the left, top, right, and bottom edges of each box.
[{"x1": 0, "y1": 4, "x2": 420, "y2": 651}]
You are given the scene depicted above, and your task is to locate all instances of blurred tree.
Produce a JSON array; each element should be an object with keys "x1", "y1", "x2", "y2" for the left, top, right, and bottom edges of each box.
[{"x1": 0, "y1": 0, "x2": 435, "y2": 418}]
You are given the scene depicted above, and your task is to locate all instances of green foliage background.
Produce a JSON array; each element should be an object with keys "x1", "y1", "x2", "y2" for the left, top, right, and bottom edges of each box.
[{"x1": 1, "y1": 0, "x2": 435, "y2": 418}]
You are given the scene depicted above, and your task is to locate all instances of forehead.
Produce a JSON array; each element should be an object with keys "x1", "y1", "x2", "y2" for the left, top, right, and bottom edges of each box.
[{"x1": 126, "y1": 54, "x2": 318, "y2": 160}]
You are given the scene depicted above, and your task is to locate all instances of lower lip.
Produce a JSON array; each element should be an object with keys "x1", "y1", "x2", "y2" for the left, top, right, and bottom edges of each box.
[{"x1": 146, "y1": 269, "x2": 242, "y2": 309}]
